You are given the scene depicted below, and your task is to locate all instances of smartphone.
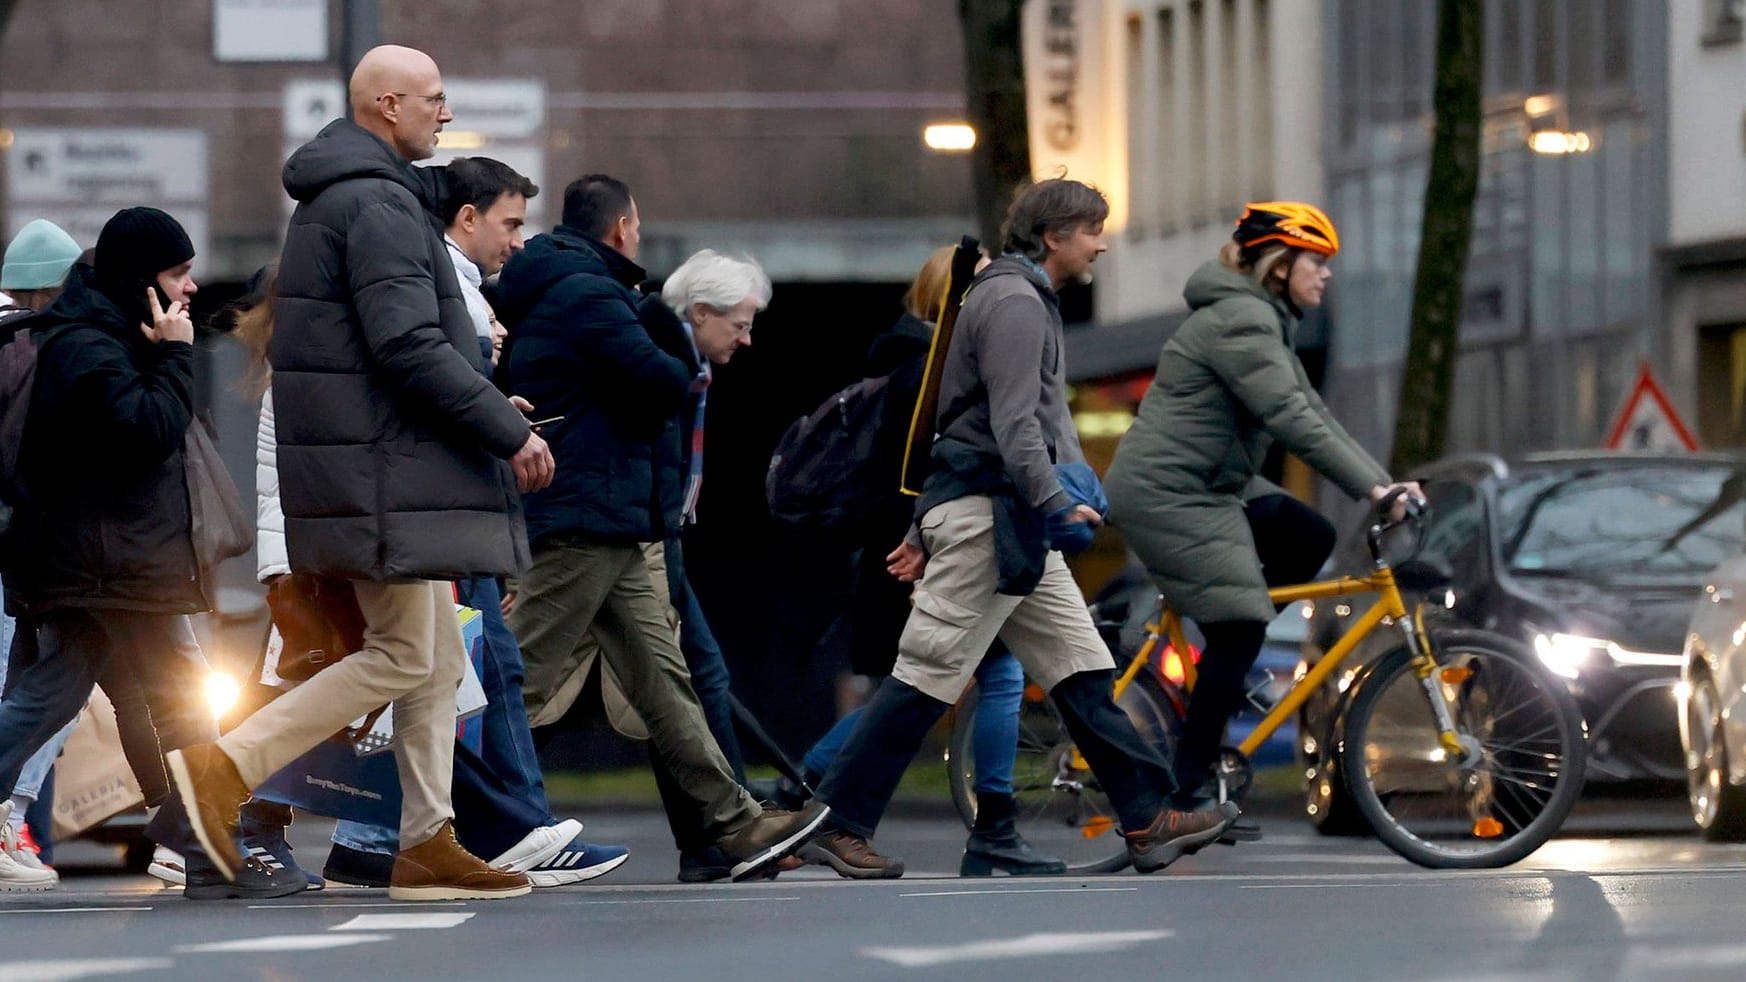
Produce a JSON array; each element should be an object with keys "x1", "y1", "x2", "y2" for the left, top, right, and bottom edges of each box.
[{"x1": 528, "y1": 415, "x2": 564, "y2": 428}]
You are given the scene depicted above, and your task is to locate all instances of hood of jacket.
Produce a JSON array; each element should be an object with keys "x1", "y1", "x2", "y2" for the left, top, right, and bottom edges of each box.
[
  {"x1": 495, "y1": 226, "x2": 646, "y2": 328},
  {"x1": 1182, "y1": 259, "x2": 1295, "y2": 342},
  {"x1": 866, "y1": 312, "x2": 934, "y2": 377},
  {"x1": 33, "y1": 263, "x2": 146, "y2": 353},
  {"x1": 282, "y1": 118, "x2": 433, "y2": 209}
]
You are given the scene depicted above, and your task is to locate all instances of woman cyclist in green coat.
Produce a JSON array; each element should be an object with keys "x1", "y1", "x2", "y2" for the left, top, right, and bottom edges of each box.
[{"x1": 1104, "y1": 202, "x2": 1421, "y2": 832}]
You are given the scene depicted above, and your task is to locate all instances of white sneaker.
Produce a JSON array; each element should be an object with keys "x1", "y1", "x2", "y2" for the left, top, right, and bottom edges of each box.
[
  {"x1": 147, "y1": 845, "x2": 188, "y2": 887},
  {"x1": 0, "y1": 805, "x2": 54, "y2": 892},
  {"x1": 488, "y1": 819, "x2": 578, "y2": 873}
]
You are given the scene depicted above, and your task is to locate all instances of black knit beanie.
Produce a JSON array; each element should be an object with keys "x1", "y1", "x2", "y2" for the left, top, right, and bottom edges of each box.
[{"x1": 94, "y1": 206, "x2": 195, "y2": 288}]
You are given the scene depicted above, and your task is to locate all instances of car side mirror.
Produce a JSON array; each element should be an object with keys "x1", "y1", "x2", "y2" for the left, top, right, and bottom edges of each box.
[{"x1": 1394, "y1": 557, "x2": 1455, "y2": 593}]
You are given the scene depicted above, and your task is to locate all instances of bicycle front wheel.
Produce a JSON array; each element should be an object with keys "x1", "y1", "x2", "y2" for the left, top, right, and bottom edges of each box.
[{"x1": 1340, "y1": 629, "x2": 1586, "y2": 869}]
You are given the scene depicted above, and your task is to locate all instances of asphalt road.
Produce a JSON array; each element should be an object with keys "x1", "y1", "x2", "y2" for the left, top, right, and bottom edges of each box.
[{"x1": 5, "y1": 794, "x2": 1744, "y2": 982}]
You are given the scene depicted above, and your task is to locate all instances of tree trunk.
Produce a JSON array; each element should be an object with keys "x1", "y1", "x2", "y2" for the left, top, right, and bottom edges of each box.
[
  {"x1": 1389, "y1": 0, "x2": 1484, "y2": 476},
  {"x1": 959, "y1": 0, "x2": 1032, "y2": 251}
]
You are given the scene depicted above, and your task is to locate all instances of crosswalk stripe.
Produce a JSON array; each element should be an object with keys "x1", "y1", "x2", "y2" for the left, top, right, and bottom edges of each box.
[
  {"x1": 176, "y1": 935, "x2": 390, "y2": 953},
  {"x1": 331, "y1": 913, "x2": 475, "y2": 931},
  {"x1": 0, "y1": 959, "x2": 173, "y2": 981}
]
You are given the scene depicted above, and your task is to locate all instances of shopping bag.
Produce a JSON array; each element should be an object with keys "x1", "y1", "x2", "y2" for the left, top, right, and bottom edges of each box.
[
  {"x1": 251, "y1": 604, "x2": 489, "y2": 824},
  {"x1": 50, "y1": 688, "x2": 146, "y2": 841}
]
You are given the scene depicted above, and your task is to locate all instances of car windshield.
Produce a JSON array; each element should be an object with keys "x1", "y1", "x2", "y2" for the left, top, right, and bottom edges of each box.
[{"x1": 1497, "y1": 463, "x2": 1746, "y2": 579}]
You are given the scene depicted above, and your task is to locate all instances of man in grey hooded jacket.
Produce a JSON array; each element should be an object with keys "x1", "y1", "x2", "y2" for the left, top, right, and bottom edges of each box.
[{"x1": 802, "y1": 180, "x2": 1237, "y2": 879}]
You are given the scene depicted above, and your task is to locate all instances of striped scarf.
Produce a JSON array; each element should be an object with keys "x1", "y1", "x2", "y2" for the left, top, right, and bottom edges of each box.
[{"x1": 679, "y1": 319, "x2": 711, "y2": 523}]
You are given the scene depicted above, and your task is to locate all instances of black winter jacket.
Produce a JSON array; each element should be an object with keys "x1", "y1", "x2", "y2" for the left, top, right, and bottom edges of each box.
[
  {"x1": 271, "y1": 119, "x2": 532, "y2": 580},
  {"x1": 497, "y1": 228, "x2": 691, "y2": 546},
  {"x1": 16, "y1": 266, "x2": 205, "y2": 613}
]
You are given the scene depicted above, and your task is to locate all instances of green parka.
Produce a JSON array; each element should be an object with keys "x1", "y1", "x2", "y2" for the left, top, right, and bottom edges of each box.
[{"x1": 1105, "y1": 260, "x2": 1390, "y2": 623}]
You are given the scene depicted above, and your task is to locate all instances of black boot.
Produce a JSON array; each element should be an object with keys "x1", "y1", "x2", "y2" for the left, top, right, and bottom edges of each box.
[{"x1": 959, "y1": 793, "x2": 1067, "y2": 876}]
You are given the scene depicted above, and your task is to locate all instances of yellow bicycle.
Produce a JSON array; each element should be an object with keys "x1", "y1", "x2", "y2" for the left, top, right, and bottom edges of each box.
[{"x1": 946, "y1": 505, "x2": 1588, "y2": 871}]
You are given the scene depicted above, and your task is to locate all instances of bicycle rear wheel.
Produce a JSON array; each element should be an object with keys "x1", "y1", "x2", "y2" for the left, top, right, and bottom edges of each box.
[
  {"x1": 1340, "y1": 629, "x2": 1586, "y2": 869},
  {"x1": 946, "y1": 671, "x2": 1182, "y2": 874}
]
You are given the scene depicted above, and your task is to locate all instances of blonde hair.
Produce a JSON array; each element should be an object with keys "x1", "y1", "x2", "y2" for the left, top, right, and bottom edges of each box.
[
  {"x1": 231, "y1": 266, "x2": 279, "y2": 400},
  {"x1": 1219, "y1": 241, "x2": 1292, "y2": 295},
  {"x1": 902, "y1": 245, "x2": 955, "y2": 323}
]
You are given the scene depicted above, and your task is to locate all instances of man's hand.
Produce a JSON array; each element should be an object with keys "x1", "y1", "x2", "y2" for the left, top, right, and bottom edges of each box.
[
  {"x1": 1369, "y1": 481, "x2": 1426, "y2": 522},
  {"x1": 509, "y1": 395, "x2": 535, "y2": 414},
  {"x1": 1063, "y1": 504, "x2": 1103, "y2": 526},
  {"x1": 511, "y1": 430, "x2": 555, "y2": 493},
  {"x1": 500, "y1": 589, "x2": 518, "y2": 618},
  {"x1": 886, "y1": 541, "x2": 926, "y2": 583},
  {"x1": 140, "y1": 288, "x2": 194, "y2": 345}
]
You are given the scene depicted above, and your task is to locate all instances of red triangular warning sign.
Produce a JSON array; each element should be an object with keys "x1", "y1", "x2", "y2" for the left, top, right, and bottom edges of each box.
[{"x1": 1604, "y1": 363, "x2": 1699, "y2": 451}]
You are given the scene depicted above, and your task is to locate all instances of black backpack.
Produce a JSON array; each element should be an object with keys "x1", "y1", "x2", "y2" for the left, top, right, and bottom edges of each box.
[{"x1": 765, "y1": 373, "x2": 897, "y2": 535}]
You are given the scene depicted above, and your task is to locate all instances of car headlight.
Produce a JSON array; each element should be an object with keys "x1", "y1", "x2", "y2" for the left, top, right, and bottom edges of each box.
[
  {"x1": 1533, "y1": 632, "x2": 1608, "y2": 680},
  {"x1": 1532, "y1": 631, "x2": 1683, "y2": 679}
]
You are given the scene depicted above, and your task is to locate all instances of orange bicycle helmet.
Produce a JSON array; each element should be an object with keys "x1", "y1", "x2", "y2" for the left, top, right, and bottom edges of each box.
[{"x1": 1233, "y1": 201, "x2": 1340, "y2": 258}]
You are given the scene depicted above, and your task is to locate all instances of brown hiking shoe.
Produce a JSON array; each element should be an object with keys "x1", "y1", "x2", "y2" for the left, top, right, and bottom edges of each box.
[
  {"x1": 716, "y1": 801, "x2": 831, "y2": 882},
  {"x1": 165, "y1": 744, "x2": 249, "y2": 882},
  {"x1": 1125, "y1": 801, "x2": 1240, "y2": 873},
  {"x1": 389, "y1": 821, "x2": 531, "y2": 901},
  {"x1": 797, "y1": 831, "x2": 905, "y2": 880}
]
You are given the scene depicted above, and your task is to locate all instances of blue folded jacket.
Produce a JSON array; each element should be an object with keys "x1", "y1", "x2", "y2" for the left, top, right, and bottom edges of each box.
[{"x1": 1046, "y1": 462, "x2": 1108, "y2": 554}]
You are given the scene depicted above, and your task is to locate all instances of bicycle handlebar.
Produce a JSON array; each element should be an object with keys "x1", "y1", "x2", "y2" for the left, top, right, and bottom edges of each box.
[{"x1": 1365, "y1": 492, "x2": 1430, "y2": 566}]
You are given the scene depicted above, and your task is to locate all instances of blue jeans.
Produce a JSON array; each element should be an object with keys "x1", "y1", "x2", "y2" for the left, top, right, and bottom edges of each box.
[
  {"x1": 0, "y1": 592, "x2": 75, "y2": 807},
  {"x1": 665, "y1": 538, "x2": 744, "y2": 783},
  {"x1": 455, "y1": 577, "x2": 551, "y2": 817},
  {"x1": 803, "y1": 646, "x2": 1024, "y2": 794}
]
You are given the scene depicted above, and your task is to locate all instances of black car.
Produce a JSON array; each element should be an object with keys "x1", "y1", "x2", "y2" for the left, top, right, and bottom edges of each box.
[{"x1": 1299, "y1": 451, "x2": 1746, "y2": 832}]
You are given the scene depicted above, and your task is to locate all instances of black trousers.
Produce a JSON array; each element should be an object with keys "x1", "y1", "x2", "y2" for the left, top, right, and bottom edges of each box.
[{"x1": 1172, "y1": 493, "x2": 1336, "y2": 796}]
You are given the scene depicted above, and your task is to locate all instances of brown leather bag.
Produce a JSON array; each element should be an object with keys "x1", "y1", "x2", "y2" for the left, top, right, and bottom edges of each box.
[{"x1": 265, "y1": 572, "x2": 366, "y2": 682}]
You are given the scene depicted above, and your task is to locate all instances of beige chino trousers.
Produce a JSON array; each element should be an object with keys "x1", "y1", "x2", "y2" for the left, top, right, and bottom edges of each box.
[{"x1": 219, "y1": 580, "x2": 465, "y2": 849}]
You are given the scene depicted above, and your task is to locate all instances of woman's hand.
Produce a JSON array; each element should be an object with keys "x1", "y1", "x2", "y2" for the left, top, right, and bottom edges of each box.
[{"x1": 1369, "y1": 481, "x2": 1426, "y2": 522}]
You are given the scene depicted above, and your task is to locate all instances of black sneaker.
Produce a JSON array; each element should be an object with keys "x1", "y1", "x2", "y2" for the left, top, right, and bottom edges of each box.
[
  {"x1": 243, "y1": 834, "x2": 325, "y2": 890},
  {"x1": 184, "y1": 854, "x2": 308, "y2": 900},
  {"x1": 677, "y1": 845, "x2": 733, "y2": 884},
  {"x1": 323, "y1": 842, "x2": 394, "y2": 888}
]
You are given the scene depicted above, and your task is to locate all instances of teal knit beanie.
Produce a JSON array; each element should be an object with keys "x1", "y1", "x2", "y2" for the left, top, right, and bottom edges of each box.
[{"x1": 2, "y1": 219, "x2": 82, "y2": 290}]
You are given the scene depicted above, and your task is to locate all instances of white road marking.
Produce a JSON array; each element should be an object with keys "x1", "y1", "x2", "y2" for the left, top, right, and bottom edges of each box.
[
  {"x1": 331, "y1": 912, "x2": 475, "y2": 931},
  {"x1": 1243, "y1": 853, "x2": 1412, "y2": 865},
  {"x1": 0, "y1": 906, "x2": 153, "y2": 914},
  {"x1": 1239, "y1": 882, "x2": 1423, "y2": 889},
  {"x1": 554, "y1": 896, "x2": 803, "y2": 905},
  {"x1": 248, "y1": 901, "x2": 468, "y2": 909},
  {"x1": 175, "y1": 934, "x2": 392, "y2": 953},
  {"x1": 0, "y1": 959, "x2": 173, "y2": 982},
  {"x1": 901, "y1": 887, "x2": 1139, "y2": 897},
  {"x1": 862, "y1": 929, "x2": 1172, "y2": 968},
  {"x1": 1623, "y1": 943, "x2": 1746, "y2": 971}
]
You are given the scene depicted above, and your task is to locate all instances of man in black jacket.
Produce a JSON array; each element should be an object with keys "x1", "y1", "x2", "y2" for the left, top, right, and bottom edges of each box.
[
  {"x1": 499, "y1": 175, "x2": 826, "y2": 882},
  {"x1": 0, "y1": 207, "x2": 307, "y2": 897},
  {"x1": 170, "y1": 45, "x2": 551, "y2": 902}
]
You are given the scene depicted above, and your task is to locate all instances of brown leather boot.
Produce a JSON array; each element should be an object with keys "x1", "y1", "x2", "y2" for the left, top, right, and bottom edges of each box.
[
  {"x1": 389, "y1": 822, "x2": 531, "y2": 901},
  {"x1": 165, "y1": 744, "x2": 249, "y2": 882}
]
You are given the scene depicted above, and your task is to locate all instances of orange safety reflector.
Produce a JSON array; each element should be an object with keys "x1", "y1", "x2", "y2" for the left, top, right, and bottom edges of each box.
[
  {"x1": 1024, "y1": 683, "x2": 1047, "y2": 704},
  {"x1": 1440, "y1": 666, "x2": 1473, "y2": 685},
  {"x1": 1472, "y1": 817, "x2": 1504, "y2": 839},
  {"x1": 1081, "y1": 816, "x2": 1116, "y2": 839}
]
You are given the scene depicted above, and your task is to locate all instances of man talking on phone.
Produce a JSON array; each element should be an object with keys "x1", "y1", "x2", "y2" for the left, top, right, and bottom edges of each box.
[{"x1": 0, "y1": 207, "x2": 308, "y2": 896}]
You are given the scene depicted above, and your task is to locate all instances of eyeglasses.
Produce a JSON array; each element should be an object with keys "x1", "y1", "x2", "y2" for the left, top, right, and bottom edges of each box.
[{"x1": 379, "y1": 92, "x2": 448, "y2": 107}]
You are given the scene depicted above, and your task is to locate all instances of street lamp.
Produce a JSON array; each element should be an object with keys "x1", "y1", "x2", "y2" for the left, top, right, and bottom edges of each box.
[
  {"x1": 1528, "y1": 130, "x2": 1593, "y2": 155},
  {"x1": 923, "y1": 123, "x2": 977, "y2": 152}
]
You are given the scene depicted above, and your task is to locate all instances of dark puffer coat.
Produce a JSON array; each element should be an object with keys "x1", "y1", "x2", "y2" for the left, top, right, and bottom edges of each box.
[
  {"x1": 271, "y1": 119, "x2": 532, "y2": 580},
  {"x1": 16, "y1": 265, "x2": 204, "y2": 612},
  {"x1": 496, "y1": 228, "x2": 691, "y2": 547}
]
